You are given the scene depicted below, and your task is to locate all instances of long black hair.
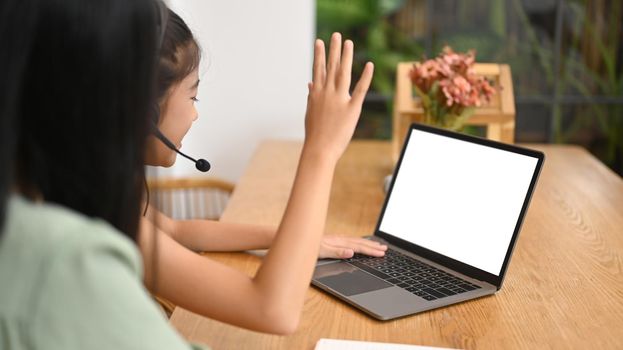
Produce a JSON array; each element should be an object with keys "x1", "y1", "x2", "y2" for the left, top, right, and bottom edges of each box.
[
  {"x1": 1, "y1": 0, "x2": 159, "y2": 241},
  {"x1": 0, "y1": 1, "x2": 38, "y2": 230}
]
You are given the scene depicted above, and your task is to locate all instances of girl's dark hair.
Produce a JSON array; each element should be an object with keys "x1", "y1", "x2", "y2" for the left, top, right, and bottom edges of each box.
[
  {"x1": 156, "y1": 9, "x2": 201, "y2": 103},
  {"x1": 1, "y1": 0, "x2": 158, "y2": 241},
  {"x1": 0, "y1": 1, "x2": 38, "y2": 230}
]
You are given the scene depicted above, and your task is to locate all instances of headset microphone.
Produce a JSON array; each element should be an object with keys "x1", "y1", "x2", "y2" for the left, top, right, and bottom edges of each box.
[
  {"x1": 152, "y1": 2, "x2": 210, "y2": 173},
  {"x1": 152, "y1": 125, "x2": 211, "y2": 172}
]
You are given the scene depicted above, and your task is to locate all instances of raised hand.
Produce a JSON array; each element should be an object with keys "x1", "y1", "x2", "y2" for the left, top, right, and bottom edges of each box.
[{"x1": 304, "y1": 32, "x2": 374, "y2": 163}]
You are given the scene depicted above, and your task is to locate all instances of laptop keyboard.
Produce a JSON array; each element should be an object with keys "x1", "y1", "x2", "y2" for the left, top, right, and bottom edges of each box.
[{"x1": 345, "y1": 249, "x2": 481, "y2": 301}]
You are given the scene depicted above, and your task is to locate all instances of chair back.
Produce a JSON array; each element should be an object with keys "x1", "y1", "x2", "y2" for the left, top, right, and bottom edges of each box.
[{"x1": 147, "y1": 177, "x2": 235, "y2": 220}]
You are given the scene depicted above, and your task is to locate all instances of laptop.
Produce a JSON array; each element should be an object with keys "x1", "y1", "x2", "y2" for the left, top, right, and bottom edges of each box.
[{"x1": 312, "y1": 123, "x2": 544, "y2": 320}]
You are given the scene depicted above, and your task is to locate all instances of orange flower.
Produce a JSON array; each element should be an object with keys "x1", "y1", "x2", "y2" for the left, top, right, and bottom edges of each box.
[{"x1": 409, "y1": 46, "x2": 495, "y2": 110}]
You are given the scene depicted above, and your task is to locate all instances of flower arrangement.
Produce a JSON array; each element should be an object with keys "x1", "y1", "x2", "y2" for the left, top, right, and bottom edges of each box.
[{"x1": 409, "y1": 46, "x2": 496, "y2": 131}]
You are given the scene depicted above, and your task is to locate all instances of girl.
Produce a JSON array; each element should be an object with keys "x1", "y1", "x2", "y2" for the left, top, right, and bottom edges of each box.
[{"x1": 139, "y1": 8, "x2": 386, "y2": 330}]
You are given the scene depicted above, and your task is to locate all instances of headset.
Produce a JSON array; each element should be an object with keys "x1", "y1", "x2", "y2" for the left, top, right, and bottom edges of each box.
[{"x1": 152, "y1": 1, "x2": 210, "y2": 172}]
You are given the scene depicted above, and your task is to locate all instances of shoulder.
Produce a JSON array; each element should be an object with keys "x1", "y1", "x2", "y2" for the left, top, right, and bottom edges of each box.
[
  {"x1": 6, "y1": 195, "x2": 142, "y2": 276},
  {"x1": 3, "y1": 197, "x2": 194, "y2": 349},
  {"x1": 0, "y1": 196, "x2": 142, "y2": 318}
]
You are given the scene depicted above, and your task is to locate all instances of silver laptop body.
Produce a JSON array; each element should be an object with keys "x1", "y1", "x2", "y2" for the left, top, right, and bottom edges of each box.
[{"x1": 312, "y1": 123, "x2": 544, "y2": 320}]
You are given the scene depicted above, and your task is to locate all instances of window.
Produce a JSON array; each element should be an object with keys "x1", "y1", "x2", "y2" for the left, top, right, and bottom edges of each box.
[{"x1": 317, "y1": 0, "x2": 623, "y2": 174}]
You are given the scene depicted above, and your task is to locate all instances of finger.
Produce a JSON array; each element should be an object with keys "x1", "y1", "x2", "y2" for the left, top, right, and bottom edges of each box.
[
  {"x1": 326, "y1": 32, "x2": 342, "y2": 86},
  {"x1": 324, "y1": 236, "x2": 387, "y2": 251},
  {"x1": 339, "y1": 239, "x2": 387, "y2": 257},
  {"x1": 338, "y1": 39, "x2": 353, "y2": 91},
  {"x1": 312, "y1": 39, "x2": 326, "y2": 87},
  {"x1": 351, "y1": 61, "x2": 374, "y2": 105},
  {"x1": 320, "y1": 243, "x2": 354, "y2": 259},
  {"x1": 307, "y1": 82, "x2": 313, "y2": 102},
  {"x1": 325, "y1": 237, "x2": 387, "y2": 257},
  {"x1": 354, "y1": 238, "x2": 388, "y2": 251},
  {"x1": 352, "y1": 243, "x2": 386, "y2": 257}
]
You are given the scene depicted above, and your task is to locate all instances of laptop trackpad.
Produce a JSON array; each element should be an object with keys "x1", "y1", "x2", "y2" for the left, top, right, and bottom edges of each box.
[{"x1": 314, "y1": 262, "x2": 392, "y2": 296}]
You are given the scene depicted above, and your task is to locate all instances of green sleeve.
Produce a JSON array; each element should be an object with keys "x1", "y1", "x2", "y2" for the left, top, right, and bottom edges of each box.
[{"x1": 30, "y1": 226, "x2": 208, "y2": 350}]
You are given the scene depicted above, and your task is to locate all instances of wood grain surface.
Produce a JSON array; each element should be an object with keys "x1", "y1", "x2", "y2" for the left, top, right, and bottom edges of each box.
[{"x1": 171, "y1": 140, "x2": 623, "y2": 350}]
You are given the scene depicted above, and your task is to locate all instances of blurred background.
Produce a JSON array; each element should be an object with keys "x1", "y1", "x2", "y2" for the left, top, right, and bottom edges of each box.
[
  {"x1": 317, "y1": 0, "x2": 623, "y2": 175},
  {"x1": 162, "y1": 0, "x2": 621, "y2": 182}
]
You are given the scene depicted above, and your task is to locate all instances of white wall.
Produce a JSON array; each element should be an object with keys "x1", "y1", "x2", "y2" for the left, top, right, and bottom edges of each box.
[{"x1": 151, "y1": 0, "x2": 315, "y2": 182}]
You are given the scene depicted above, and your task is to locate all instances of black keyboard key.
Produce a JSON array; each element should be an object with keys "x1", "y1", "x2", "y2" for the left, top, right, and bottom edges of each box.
[
  {"x1": 436, "y1": 287, "x2": 457, "y2": 296},
  {"x1": 397, "y1": 283, "x2": 410, "y2": 288},
  {"x1": 422, "y1": 294, "x2": 437, "y2": 301},
  {"x1": 422, "y1": 288, "x2": 446, "y2": 298},
  {"x1": 349, "y1": 261, "x2": 392, "y2": 280},
  {"x1": 366, "y1": 249, "x2": 482, "y2": 297},
  {"x1": 459, "y1": 284, "x2": 477, "y2": 291}
]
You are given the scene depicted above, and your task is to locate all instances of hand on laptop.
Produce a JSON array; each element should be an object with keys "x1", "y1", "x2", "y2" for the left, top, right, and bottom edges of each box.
[{"x1": 319, "y1": 235, "x2": 387, "y2": 259}]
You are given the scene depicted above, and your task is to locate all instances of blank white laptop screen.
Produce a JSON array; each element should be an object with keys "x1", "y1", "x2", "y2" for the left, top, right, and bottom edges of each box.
[{"x1": 379, "y1": 129, "x2": 539, "y2": 276}]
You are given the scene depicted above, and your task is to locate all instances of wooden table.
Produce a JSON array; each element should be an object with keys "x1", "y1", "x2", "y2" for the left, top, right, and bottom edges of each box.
[{"x1": 171, "y1": 140, "x2": 623, "y2": 349}]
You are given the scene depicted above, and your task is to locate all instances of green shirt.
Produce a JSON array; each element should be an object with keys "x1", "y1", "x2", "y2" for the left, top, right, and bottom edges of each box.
[{"x1": 0, "y1": 196, "x2": 207, "y2": 349}]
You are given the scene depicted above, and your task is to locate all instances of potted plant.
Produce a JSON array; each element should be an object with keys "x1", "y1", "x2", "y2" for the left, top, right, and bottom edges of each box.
[{"x1": 409, "y1": 46, "x2": 496, "y2": 131}]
